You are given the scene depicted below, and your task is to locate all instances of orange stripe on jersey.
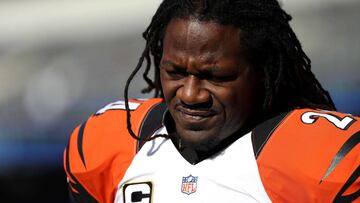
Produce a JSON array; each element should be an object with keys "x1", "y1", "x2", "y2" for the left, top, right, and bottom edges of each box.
[
  {"x1": 256, "y1": 109, "x2": 360, "y2": 202},
  {"x1": 64, "y1": 98, "x2": 163, "y2": 203}
]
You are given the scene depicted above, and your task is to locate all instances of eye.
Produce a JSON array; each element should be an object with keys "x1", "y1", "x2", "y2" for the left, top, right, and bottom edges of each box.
[
  {"x1": 201, "y1": 74, "x2": 237, "y2": 86},
  {"x1": 166, "y1": 69, "x2": 188, "y2": 80},
  {"x1": 161, "y1": 62, "x2": 188, "y2": 80}
]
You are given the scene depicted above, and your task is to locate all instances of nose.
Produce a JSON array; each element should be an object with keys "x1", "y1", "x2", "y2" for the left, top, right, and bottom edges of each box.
[{"x1": 177, "y1": 75, "x2": 211, "y2": 106}]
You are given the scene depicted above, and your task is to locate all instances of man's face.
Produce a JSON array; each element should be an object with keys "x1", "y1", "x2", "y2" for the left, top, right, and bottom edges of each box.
[{"x1": 160, "y1": 18, "x2": 260, "y2": 147}]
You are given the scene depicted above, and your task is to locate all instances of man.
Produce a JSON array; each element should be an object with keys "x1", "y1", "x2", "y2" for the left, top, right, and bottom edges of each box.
[{"x1": 64, "y1": 0, "x2": 360, "y2": 202}]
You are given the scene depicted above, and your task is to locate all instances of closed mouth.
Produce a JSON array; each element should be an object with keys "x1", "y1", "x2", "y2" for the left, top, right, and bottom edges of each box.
[{"x1": 176, "y1": 106, "x2": 216, "y2": 119}]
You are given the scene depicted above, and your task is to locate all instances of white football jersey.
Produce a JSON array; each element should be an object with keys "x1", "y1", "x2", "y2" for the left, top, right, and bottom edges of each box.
[{"x1": 114, "y1": 127, "x2": 272, "y2": 203}]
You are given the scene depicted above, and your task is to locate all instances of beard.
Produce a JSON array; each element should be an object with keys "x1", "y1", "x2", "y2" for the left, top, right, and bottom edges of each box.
[{"x1": 180, "y1": 134, "x2": 222, "y2": 152}]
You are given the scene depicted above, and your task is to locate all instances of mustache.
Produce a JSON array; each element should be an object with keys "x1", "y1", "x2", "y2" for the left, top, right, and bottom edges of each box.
[{"x1": 175, "y1": 99, "x2": 214, "y2": 111}]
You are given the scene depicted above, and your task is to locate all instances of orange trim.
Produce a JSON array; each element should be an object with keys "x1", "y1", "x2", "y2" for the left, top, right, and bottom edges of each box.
[{"x1": 70, "y1": 184, "x2": 79, "y2": 194}]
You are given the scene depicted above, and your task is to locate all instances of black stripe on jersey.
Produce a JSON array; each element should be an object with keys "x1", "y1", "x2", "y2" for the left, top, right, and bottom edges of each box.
[
  {"x1": 65, "y1": 135, "x2": 98, "y2": 203},
  {"x1": 251, "y1": 112, "x2": 290, "y2": 158},
  {"x1": 137, "y1": 102, "x2": 167, "y2": 151},
  {"x1": 321, "y1": 130, "x2": 360, "y2": 183},
  {"x1": 77, "y1": 122, "x2": 88, "y2": 168},
  {"x1": 333, "y1": 165, "x2": 360, "y2": 203}
]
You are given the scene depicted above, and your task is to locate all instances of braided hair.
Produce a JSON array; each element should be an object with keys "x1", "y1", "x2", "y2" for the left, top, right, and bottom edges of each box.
[{"x1": 124, "y1": 0, "x2": 336, "y2": 141}]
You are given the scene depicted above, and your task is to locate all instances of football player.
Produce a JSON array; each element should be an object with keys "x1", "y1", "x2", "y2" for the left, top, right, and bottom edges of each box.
[{"x1": 64, "y1": 0, "x2": 360, "y2": 202}]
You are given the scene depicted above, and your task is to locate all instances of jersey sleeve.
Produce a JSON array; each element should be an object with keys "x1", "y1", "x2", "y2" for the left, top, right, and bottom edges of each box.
[
  {"x1": 254, "y1": 109, "x2": 360, "y2": 203},
  {"x1": 63, "y1": 98, "x2": 163, "y2": 203}
]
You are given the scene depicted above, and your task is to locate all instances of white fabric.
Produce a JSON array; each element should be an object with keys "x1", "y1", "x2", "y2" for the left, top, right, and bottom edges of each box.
[
  {"x1": 114, "y1": 127, "x2": 271, "y2": 203},
  {"x1": 95, "y1": 101, "x2": 140, "y2": 115}
]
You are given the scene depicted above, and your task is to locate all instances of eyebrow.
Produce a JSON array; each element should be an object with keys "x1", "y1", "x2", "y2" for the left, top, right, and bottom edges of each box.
[
  {"x1": 161, "y1": 60, "x2": 181, "y2": 68},
  {"x1": 161, "y1": 60, "x2": 221, "y2": 73}
]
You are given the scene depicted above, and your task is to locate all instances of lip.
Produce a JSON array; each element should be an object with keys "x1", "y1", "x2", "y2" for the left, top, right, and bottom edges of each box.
[
  {"x1": 179, "y1": 107, "x2": 215, "y2": 116},
  {"x1": 175, "y1": 105, "x2": 216, "y2": 125}
]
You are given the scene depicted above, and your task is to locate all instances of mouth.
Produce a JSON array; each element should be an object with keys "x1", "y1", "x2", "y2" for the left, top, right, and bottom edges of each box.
[{"x1": 176, "y1": 105, "x2": 217, "y2": 125}]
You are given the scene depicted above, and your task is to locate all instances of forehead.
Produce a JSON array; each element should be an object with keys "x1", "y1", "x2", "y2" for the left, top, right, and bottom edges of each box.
[
  {"x1": 164, "y1": 18, "x2": 241, "y2": 39},
  {"x1": 163, "y1": 18, "x2": 244, "y2": 59}
]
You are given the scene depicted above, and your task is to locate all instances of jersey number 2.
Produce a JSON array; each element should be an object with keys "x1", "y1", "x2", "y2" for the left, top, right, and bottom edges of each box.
[{"x1": 301, "y1": 111, "x2": 355, "y2": 130}]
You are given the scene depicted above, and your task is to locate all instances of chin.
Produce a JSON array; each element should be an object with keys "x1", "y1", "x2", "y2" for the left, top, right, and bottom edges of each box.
[{"x1": 179, "y1": 129, "x2": 221, "y2": 151}]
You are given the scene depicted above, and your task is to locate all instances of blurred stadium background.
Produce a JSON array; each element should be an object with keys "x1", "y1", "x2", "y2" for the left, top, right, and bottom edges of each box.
[{"x1": 0, "y1": 0, "x2": 359, "y2": 202}]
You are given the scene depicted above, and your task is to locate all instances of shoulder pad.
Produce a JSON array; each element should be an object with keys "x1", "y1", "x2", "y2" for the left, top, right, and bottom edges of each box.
[
  {"x1": 254, "y1": 108, "x2": 360, "y2": 202},
  {"x1": 64, "y1": 98, "x2": 163, "y2": 203}
]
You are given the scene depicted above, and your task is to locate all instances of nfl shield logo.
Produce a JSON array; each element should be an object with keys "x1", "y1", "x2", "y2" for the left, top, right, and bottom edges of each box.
[{"x1": 181, "y1": 175, "x2": 198, "y2": 195}]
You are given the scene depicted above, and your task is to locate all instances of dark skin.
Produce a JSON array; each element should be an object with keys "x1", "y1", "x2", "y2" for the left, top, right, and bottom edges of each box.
[{"x1": 160, "y1": 18, "x2": 263, "y2": 150}]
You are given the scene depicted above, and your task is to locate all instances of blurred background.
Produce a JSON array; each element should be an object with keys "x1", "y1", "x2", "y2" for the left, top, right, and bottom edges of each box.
[{"x1": 0, "y1": 0, "x2": 359, "y2": 202}]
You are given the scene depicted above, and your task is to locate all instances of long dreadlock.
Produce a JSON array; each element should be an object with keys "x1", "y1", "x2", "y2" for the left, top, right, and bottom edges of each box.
[{"x1": 124, "y1": 0, "x2": 336, "y2": 142}]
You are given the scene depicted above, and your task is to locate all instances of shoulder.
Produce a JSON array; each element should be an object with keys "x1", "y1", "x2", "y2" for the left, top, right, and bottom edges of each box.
[
  {"x1": 252, "y1": 108, "x2": 359, "y2": 157},
  {"x1": 64, "y1": 98, "x2": 164, "y2": 202},
  {"x1": 253, "y1": 108, "x2": 360, "y2": 202}
]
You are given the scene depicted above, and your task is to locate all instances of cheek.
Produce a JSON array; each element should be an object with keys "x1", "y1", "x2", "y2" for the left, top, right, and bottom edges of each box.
[
  {"x1": 160, "y1": 71, "x2": 178, "y2": 102},
  {"x1": 218, "y1": 81, "x2": 255, "y2": 120},
  {"x1": 160, "y1": 72, "x2": 170, "y2": 99}
]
